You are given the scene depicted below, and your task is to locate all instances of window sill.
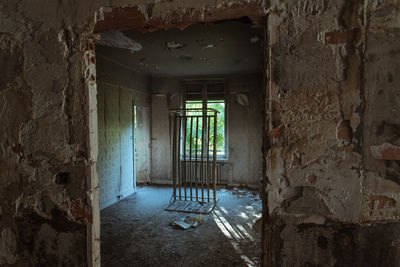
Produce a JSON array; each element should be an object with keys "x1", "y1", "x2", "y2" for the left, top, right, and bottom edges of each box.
[{"x1": 180, "y1": 157, "x2": 228, "y2": 163}]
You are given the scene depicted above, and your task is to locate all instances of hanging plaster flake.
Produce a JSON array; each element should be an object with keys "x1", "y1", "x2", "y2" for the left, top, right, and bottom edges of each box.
[
  {"x1": 95, "y1": 7, "x2": 112, "y2": 24},
  {"x1": 236, "y1": 93, "x2": 250, "y2": 107},
  {"x1": 96, "y1": 30, "x2": 142, "y2": 52},
  {"x1": 137, "y1": 4, "x2": 149, "y2": 22},
  {"x1": 57, "y1": 30, "x2": 69, "y2": 57}
]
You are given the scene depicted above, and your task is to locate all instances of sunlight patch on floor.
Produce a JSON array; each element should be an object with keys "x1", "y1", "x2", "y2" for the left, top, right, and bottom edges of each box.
[{"x1": 213, "y1": 207, "x2": 258, "y2": 267}]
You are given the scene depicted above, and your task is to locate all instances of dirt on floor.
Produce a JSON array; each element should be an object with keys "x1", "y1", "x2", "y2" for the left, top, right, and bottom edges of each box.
[{"x1": 100, "y1": 185, "x2": 262, "y2": 267}]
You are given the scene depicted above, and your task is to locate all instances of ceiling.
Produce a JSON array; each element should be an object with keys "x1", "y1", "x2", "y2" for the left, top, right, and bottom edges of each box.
[{"x1": 96, "y1": 21, "x2": 263, "y2": 77}]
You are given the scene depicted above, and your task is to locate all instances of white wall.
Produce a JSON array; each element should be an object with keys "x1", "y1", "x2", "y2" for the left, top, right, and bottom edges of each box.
[
  {"x1": 228, "y1": 74, "x2": 264, "y2": 186},
  {"x1": 150, "y1": 95, "x2": 172, "y2": 184},
  {"x1": 96, "y1": 55, "x2": 151, "y2": 208},
  {"x1": 150, "y1": 73, "x2": 263, "y2": 187},
  {"x1": 97, "y1": 82, "x2": 135, "y2": 209},
  {"x1": 135, "y1": 106, "x2": 151, "y2": 183}
]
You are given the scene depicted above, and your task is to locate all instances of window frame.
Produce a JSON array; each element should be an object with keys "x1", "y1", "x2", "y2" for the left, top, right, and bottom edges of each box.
[{"x1": 181, "y1": 79, "x2": 228, "y2": 161}]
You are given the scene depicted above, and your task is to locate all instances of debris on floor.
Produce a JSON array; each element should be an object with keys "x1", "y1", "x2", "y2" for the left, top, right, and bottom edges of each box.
[
  {"x1": 169, "y1": 214, "x2": 204, "y2": 230},
  {"x1": 228, "y1": 187, "x2": 259, "y2": 199},
  {"x1": 101, "y1": 186, "x2": 262, "y2": 266}
]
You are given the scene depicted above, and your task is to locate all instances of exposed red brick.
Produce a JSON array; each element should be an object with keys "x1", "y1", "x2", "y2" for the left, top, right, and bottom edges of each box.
[
  {"x1": 94, "y1": 3, "x2": 265, "y2": 33},
  {"x1": 371, "y1": 143, "x2": 400, "y2": 160},
  {"x1": 325, "y1": 28, "x2": 359, "y2": 44},
  {"x1": 267, "y1": 127, "x2": 282, "y2": 139},
  {"x1": 367, "y1": 195, "x2": 396, "y2": 210},
  {"x1": 87, "y1": 40, "x2": 95, "y2": 51},
  {"x1": 71, "y1": 199, "x2": 93, "y2": 223},
  {"x1": 336, "y1": 120, "x2": 353, "y2": 141}
]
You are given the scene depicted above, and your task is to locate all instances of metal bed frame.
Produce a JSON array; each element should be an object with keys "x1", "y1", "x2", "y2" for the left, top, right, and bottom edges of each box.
[{"x1": 165, "y1": 108, "x2": 218, "y2": 214}]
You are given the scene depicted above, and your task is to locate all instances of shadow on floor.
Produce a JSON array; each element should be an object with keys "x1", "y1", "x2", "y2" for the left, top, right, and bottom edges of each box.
[{"x1": 100, "y1": 186, "x2": 262, "y2": 267}]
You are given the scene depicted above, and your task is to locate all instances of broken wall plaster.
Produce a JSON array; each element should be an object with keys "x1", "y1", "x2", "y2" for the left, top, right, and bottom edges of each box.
[
  {"x1": 266, "y1": 0, "x2": 400, "y2": 264},
  {"x1": 1, "y1": 0, "x2": 400, "y2": 266},
  {"x1": 94, "y1": 1, "x2": 266, "y2": 33},
  {"x1": 266, "y1": 0, "x2": 371, "y2": 223},
  {"x1": 0, "y1": 1, "x2": 262, "y2": 266}
]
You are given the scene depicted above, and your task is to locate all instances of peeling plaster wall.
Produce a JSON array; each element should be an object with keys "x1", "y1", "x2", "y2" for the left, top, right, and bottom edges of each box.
[
  {"x1": 266, "y1": 0, "x2": 400, "y2": 266},
  {"x1": 150, "y1": 94, "x2": 172, "y2": 184},
  {"x1": 0, "y1": 2, "x2": 94, "y2": 266},
  {"x1": 362, "y1": 0, "x2": 400, "y2": 221},
  {"x1": 1, "y1": 0, "x2": 400, "y2": 265},
  {"x1": 267, "y1": 0, "x2": 363, "y2": 223},
  {"x1": 96, "y1": 53, "x2": 152, "y2": 186},
  {"x1": 150, "y1": 73, "x2": 263, "y2": 187},
  {"x1": 96, "y1": 83, "x2": 135, "y2": 209},
  {"x1": 135, "y1": 105, "x2": 151, "y2": 183}
]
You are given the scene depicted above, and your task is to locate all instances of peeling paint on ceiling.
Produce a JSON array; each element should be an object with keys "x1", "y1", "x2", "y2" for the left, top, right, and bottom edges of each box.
[{"x1": 96, "y1": 21, "x2": 263, "y2": 76}]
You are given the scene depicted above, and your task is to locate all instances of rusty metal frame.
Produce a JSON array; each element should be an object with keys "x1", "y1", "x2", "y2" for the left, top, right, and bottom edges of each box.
[{"x1": 165, "y1": 108, "x2": 218, "y2": 214}]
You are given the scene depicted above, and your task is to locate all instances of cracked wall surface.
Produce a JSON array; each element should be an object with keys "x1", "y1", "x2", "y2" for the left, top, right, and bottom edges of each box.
[
  {"x1": 0, "y1": 1, "x2": 266, "y2": 265},
  {"x1": 0, "y1": 0, "x2": 399, "y2": 266},
  {"x1": 266, "y1": 0, "x2": 400, "y2": 266}
]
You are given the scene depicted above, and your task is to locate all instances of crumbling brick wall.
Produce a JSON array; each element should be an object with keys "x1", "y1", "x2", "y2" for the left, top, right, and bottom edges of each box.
[
  {"x1": 0, "y1": 0, "x2": 399, "y2": 266},
  {"x1": 266, "y1": 0, "x2": 400, "y2": 266}
]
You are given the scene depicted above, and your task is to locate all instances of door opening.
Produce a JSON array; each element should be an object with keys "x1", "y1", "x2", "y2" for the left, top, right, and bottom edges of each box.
[{"x1": 91, "y1": 7, "x2": 267, "y2": 266}]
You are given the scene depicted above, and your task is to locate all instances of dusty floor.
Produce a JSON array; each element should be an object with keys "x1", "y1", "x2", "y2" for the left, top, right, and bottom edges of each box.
[{"x1": 100, "y1": 185, "x2": 262, "y2": 267}]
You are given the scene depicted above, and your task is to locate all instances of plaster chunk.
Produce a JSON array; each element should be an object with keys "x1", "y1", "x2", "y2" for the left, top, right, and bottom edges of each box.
[
  {"x1": 364, "y1": 173, "x2": 400, "y2": 194},
  {"x1": 370, "y1": 143, "x2": 400, "y2": 160}
]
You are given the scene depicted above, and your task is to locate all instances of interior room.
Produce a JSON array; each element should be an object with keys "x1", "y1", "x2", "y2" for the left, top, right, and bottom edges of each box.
[
  {"x1": 2, "y1": 1, "x2": 400, "y2": 266},
  {"x1": 95, "y1": 20, "x2": 265, "y2": 266}
]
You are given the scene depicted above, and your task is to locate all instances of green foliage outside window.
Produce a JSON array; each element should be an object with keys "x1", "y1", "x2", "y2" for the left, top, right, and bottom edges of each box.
[{"x1": 184, "y1": 100, "x2": 225, "y2": 156}]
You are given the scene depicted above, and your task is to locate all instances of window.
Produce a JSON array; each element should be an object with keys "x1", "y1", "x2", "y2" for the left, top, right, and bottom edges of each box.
[
  {"x1": 182, "y1": 80, "x2": 227, "y2": 159},
  {"x1": 185, "y1": 98, "x2": 226, "y2": 158}
]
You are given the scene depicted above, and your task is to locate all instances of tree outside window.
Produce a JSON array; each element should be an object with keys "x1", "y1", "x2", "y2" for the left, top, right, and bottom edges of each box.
[{"x1": 184, "y1": 100, "x2": 226, "y2": 157}]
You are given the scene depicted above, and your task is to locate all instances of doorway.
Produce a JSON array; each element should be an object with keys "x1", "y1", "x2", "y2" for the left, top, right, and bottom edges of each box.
[{"x1": 92, "y1": 8, "x2": 266, "y2": 267}]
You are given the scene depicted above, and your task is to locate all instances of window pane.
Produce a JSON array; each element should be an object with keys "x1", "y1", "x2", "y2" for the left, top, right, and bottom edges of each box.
[
  {"x1": 185, "y1": 101, "x2": 202, "y2": 111},
  {"x1": 185, "y1": 101, "x2": 202, "y2": 153},
  {"x1": 184, "y1": 100, "x2": 225, "y2": 157},
  {"x1": 207, "y1": 100, "x2": 225, "y2": 155}
]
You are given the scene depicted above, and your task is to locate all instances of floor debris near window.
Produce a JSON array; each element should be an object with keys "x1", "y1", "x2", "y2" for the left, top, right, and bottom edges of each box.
[
  {"x1": 169, "y1": 214, "x2": 204, "y2": 230},
  {"x1": 101, "y1": 186, "x2": 262, "y2": 267}
]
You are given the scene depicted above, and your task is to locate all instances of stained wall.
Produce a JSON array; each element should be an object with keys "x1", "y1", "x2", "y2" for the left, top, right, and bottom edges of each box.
[
  {"x1": 266, "y1": 0, "x2": 400, "y2": 266},
  {"x1": 96, "y1": 83, "x2": 135, "y2": 209},
  {"x1": 150, "y1": 73, "x2": 264, "y2": 187},
  {"x1": 1, "y1": 0, "x2": 400, "y2": 266},
  {"x1": 96, "y1": 54, "x2": 151, "y2": 208}
]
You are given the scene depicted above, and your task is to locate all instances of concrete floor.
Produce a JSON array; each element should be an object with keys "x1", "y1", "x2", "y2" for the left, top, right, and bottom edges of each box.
[{"x1": 100, "y1": 185, "x2": 262, "y2": 267}]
